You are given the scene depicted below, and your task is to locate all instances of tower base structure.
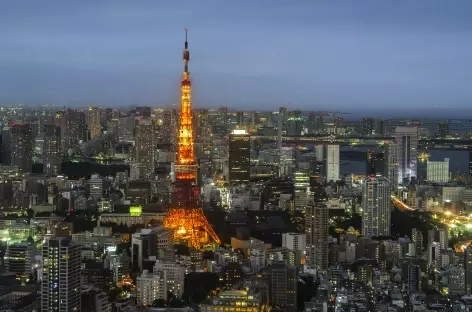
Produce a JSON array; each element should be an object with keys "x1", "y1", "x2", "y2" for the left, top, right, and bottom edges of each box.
[{"x1": 164, "y1": 208, "x2": 220, "y2": 250}]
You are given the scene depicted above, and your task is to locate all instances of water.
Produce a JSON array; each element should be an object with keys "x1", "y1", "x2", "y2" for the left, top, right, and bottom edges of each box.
[{"x1": 340, "y1": 150, "x2": 470, "y2": 175}]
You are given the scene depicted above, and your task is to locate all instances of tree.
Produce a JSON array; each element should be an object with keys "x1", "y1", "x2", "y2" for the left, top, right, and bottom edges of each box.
[{"x1": 152, "y1": 299, "x2": 167, "y2": 307}]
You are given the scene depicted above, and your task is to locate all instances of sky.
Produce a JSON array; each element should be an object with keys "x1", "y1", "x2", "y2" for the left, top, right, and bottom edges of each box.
[{"x1": 0, "y1": 0, "x2": 471, "y2": 115}]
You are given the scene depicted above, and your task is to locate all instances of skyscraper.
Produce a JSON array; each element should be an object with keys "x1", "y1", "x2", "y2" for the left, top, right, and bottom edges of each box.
[
  {"x1": 88, "y1": 105, "x2": 101, "y2": 140},
  {"x1": 41, "y1": 237, "x2": 81, "y2": 312},
  {"x1": 366, "y1": 150, "x2": 385, "y2": 176},
  {"x1": 163, "y1": 30, "x2": 220, "y2": 250},
  {"x1": 362, "y1": 176, "x2": 391, "y2": 237},
  {"x1": 9, "y1": 122, "x2": 33, "y2": 174},
  {"x1": 306, "y1": 202, "x2": 328, "y2": 271},
  {"x1": 228, "y1": 129, "x2": 250, "y2": 185},
  {"x1": 426, "y1": 158, "x2": 449, "y2": 183},
  {"x1": 385, "y1": 142, "x2": 398, "y2": 192},
  {"x1": 59, "y1": 109, "x2": 87, "y2": 154},
  {"x1": 361, "y1": 117, "x2": 375, "y2": 135},
  {"x1": 264, "y1": 262, "x2": 297, "y2": 312},
  {"x1": 134, "y1": 118, "x2": 155, "y2": 180},
  {"x1": 324, "y1": 145, "x2": 340, "y2": 182},
  {"x1": 43, "y1": 124, "x2": 61, "y2": 176},
  {"x1": 395, "y1": 126, "x2": 418, "y2": 182}
]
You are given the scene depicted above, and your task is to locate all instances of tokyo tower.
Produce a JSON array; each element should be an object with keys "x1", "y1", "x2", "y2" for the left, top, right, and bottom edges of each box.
[{"x1": 163, "y1": 30, "x2": 220, "y2": 250}]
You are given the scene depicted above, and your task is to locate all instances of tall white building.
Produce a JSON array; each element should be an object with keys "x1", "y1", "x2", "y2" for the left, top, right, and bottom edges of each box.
[
  {"x1": 324, "y1": 145, "x2": 340, "y2": 182},
  {"x1": 41, "y1": 237, "x2": 81, "y2": 312},
  {"x1": 89, "y1": 173, "x2": 105, "y2": 200},
  {"x1": 294, "y1": 162, "x2": 311, "y2": 211},
  {"x1": 306, "y1": 202, "x2": 328, "y2": 271},
  {"x1": 279, "y1": 147, "x2": 295, "y2": 177},
  {"x1": 136, "y1": 270, "x2": 167, "y2": 306},
  {"x1": 282, "y1": 233, "x2": 306, "y2": 253},
  {"x1": 395, "y1": 126, "x2": 418, "y2": 182},
  {"x1": 362, "y1": 176, "x2": 391, "y2": 237},
  {"x1": 154, "y1": 260, "x2": 186, "y2": 299},
  {"x1": 427, "y1": 158, "x2": 449, "y2": 183},
  {"x1": 385, "y1": 143, "x2": 398, "y2": 192}
]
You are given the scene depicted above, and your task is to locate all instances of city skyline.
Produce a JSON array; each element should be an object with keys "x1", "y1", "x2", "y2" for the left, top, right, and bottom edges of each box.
[{"x1": 1, "y1": 0, "x2": 472, "y2": 116}]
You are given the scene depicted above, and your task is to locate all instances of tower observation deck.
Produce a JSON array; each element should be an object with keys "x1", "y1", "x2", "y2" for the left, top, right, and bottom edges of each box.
[{"x1": 163, "y1": 30, "x2": 220, "y2": 250}]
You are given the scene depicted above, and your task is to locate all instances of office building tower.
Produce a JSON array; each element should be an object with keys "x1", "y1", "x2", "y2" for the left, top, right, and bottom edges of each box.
[
  {"x1": 362, "y1": 176, "x2": 390, "y2": 237},
  {"x1": 228, "y1": 129, "x2": 250, "y2": 185},
  {"x1": 59, "y1": 109, "x2": 87, "y2": 154},
  {"x1": 118, "y1": 117, "x2": 135, "y2": 142},
  {"x1": 366, "y1": 150, "x2": 385, "y2": 176},
  {"x1": 395, "y1": 126, "x2": 418, "y2": 182},
  {"x1": 154, "y1": 260, "x2": 186, "y2": 298},
  {"x1": 428, "y1": 229, "x2": 448, "y2": 250},
  {"x1": 306, "y1": 202, "x2": 328, "y2": 271},
  {"x1": 361, "y1": 117, "x2": 375, "y2": 135},
  {"x1": 134, "y1": 118, "x2": 155, "y2": 180},
  {"x1": 264, "y1": 262, "x2": 297, "y2": 312},
  {"x1": 41, "y1": 237, "x2": 81, "y2": 312},
  {"x1": 411, "y1": 228, "x2": 424, "y2": 254},
  {"x1": 323, "y1": 145, "x2": 340, "y2": 182},
  {"x1": 406, "y1": 263, "x2": 420, "y2": 295},
  {"x1": 385, "y1": 143, "x2": 398, "y2": 192},
  {"x1": 277, "y1": 107, "x2": 287, "y2": 151},
  {"x1": 131, "y1": 228, "x2": 158, "y2": 270},
  {"x1": 294, "y1": 162, "x2": 310, "y2": 211},
  {"x1": 89, "y1": 173, "x2": 105, "y2": 200},
  {"x1": 465, "y1": 246, "x2": 472, "y2": 294},
  {"x1": 88, "y1": 105, "x2": 101, "y2": 140},
  {"x1": 43, "y1": 124, "x2": 61, "y2": 176},
  {"x1": 9, "y1": 122, "x2": 33, "y2": 174},
  {"x1": 279, "y1": 147, "x2": 295, "y2": 177},
  {"x1": 282, "y1": 233, "x2": 306, "y2": 264},
  {"x1": 427, "y1": 158, "x2": 449, "y2": 183},
  {"x1": 136, "y1": 270, "x2": 167, "y2": 307},
  {"x1": 469, "y1": 152, "x2": 472, "y2": 177},
  {"x1": 286, "y1": 110, "x2": 303, "y2": 136},
  {"x1": 4, "y1": 242, "x2": 35, "y2": 280}
]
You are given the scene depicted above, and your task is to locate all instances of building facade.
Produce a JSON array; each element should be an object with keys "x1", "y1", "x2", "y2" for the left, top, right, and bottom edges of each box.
[{"x1": 362, "y1": 176, "x2": 391, "y2": 237}]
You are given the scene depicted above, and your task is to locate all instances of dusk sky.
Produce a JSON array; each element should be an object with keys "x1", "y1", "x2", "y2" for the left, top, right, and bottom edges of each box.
[{"x1": 1, "y1": 0, "x2": 471, "y2": 114}]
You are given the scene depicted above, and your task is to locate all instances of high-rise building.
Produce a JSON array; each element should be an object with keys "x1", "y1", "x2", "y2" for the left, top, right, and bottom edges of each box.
[
  {"x1": 134, "y1": 118, "x2": 155, "y2": 180},
  {"x1": 384, "y1": 143, "x2": 398, "y2": 192},
  {"x1": 277, "y1": 107, "x2": 287, "y2": 151},
  {"x1": 465, "y1": 246, "x2": 472, "y2": 294},
  {"x1": 406, "y1": 263, "x2": 420, "y2": 295},
  {"x1": 323, "y1": 145, "x2": 340, "y2": 182},
  {"x1": 41, "y1": 237, "x2": 81, "y2": 312},
  {"x1": 9, "y1": 122, "x2": 33, "y2": 174},
  {"x1": 469, "y1": 152, "x2": 472, "y2": 177},
  {"x1": 306, "y1": 202, "x2": 328, "y2": 271},
  {"x1": 228, "y1": 129, "x2": 250, "y2": 185},
  {"x1": 60, "y1": 109, "x2": 87, "y2": 154},
  {"x1": 89, "y1": 173, "x2": 105, "y2": 200},
  {"x1": 366, "y1": 150, "x2": 385, "y2": 176},
  {"x1": 136, "y1": 270, "x2": 167, "y2": 307},
  {"x1": 43, "y1": 124, "x2": 61, "y2": 176},
  {"x1": 88, "y1": 105, "x2": 101, "y2": 140},
  {"x1": 293, "y1": 162, "x2": 310, "y2": 211},
  {"x1": 411, "y1": 228, "x2": 424, "y2": 255},
  {"x1": 428, "y1": 229, "x2": 448, "y2": 250},
  {"x1": 264, "y1": 262, "x2": 297, "y2": 312},
  {"x1": 362, "y1": 176, "x2": 390, "y2": 237},
  {"x1": 427, "y1": 158, "x2": 449, "y2": 183},
  {"x1": 395, "y1": 126, "x2": 418, "y2": 182},
  {"x1": 361, "y1": 117, "x2": 375, "y2": 135},
  {"x1": 154, "y1": 260, "x2": 186, "y2": 299},
  {"x1": 4, "y1": 242, "x2": 35, "y2": 280},
  {"x1": 163, "y1": 30, "x2": 220, "y2": 250}
]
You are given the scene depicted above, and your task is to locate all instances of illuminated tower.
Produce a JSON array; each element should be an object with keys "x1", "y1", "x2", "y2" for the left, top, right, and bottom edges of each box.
[{"x1": 164, "y1": 30, "x2": 220, "y2": 250}]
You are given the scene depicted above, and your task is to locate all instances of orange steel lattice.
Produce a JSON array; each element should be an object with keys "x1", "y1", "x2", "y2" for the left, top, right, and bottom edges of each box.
[{"x1": 164, "y1": 30, "x2": 220, "y2": 250}]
